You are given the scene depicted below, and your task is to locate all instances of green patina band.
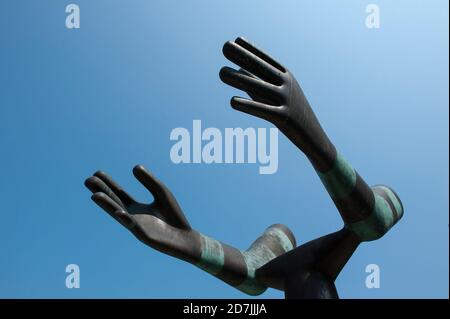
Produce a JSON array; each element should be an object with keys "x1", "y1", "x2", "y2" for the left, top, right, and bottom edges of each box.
[
  {"x1": 264, "y1": 227, "x2": 295, "y2": 252},
  {"x1": 236, "y1": 245, "x2": 276, "y2": 296},
  {"x1": 196, "y1": 229, "x2": 296, "y2": 296},
  {"x1": 378, "y1": 185, "x2": 403, "y2": 220},
  {"x1": 348, "y1": 193, "x2": 395, "y2": 241},
  {"x1": 196, "y1": 234, "x2": 225, "y2": 275},
  {"x1": 236, "y1": 269, "x2": 267, "y2": 296},
  {"x1": 236, "y1": 275, "x2": 266, "y2": 296},
  {"x1": 317, "y1": 152, "x2": 357, "y2": 198}
]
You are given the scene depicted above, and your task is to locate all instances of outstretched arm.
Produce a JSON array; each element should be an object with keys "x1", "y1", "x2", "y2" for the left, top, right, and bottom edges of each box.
[
  {"x1": 220, "y1": 37, "x2": 404, "y2": 242},
  {"x1": 85, "y1": 165, "x2": 296, "y2": 295}
]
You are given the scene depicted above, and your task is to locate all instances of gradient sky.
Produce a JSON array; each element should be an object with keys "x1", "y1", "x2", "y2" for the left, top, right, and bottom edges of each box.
[{"x1": 0, "y1": 0, "x2": 448, "y2": 298}]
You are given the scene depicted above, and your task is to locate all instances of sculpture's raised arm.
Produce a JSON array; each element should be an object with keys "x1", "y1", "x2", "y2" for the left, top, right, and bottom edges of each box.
[
  {"x1": 220, "y1": 37, "x2": 403, "y2": 242},
  {"x1": 84, "y1": 165, "x2": 296, "y2": 296}
]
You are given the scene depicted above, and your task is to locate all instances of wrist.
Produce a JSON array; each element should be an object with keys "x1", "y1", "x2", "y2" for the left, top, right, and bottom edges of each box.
[{"x1": 280, "y1": 112, "x2": 336, "y2": 172}]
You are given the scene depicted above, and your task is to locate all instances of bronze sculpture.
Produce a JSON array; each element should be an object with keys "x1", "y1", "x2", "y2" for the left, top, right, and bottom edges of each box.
[{"x1": 85, "y1": 37, "x2": 403, "y2": 298}]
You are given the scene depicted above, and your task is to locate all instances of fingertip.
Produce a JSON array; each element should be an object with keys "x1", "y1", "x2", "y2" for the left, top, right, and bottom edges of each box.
[
  {"x1": 218, "y1": 66, "x2": 227, "y2": 81},
  {"x1": 91, "y1": 192, "x2": 106, "y2": 202},
  {"x1": 84, "y1": 176, "x2": 99, "y2": 191},
  {"x1": 219, "y1": 66, "x2": 235, "y2": 82},
  {"x1": 132, "y1": 164, "x2": 159, "y2": 186},
  {"x1": 90, "y1": 193, "x2": 103, "y2": 207},
  {"x1": 132, "y1": 164, "x2": 146, "y2": 176},
  {"x1": 235, "y1": 36, "x2": 248, "y2": 45},
  {"x1": 230, "y1": 96, "x2": 243, "y2": 109},
  {"x1": 93, "y1": 170, "x2": 106, "y2": 178},
  {"x1": 222, "y1": 40, "x2": 236, "y2": 58},
  {"x1": 84, "y1": 176, "x2": 94, "y2": 188}
]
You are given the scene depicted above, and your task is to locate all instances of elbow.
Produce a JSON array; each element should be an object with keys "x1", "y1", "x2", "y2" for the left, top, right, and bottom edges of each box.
[{"x1": 347, "y1": 185, "x2": 404, "y2": 242}]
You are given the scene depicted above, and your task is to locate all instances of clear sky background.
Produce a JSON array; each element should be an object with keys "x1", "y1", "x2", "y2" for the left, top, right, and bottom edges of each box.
[{"x1": 0, "y1": 0, "x2": 448, "y2": 298}]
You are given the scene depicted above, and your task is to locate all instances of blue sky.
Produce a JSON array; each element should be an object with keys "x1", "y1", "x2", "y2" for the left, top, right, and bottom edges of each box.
[{"x1": 0, "y1": 0, "x2": 448, "y2": 298}]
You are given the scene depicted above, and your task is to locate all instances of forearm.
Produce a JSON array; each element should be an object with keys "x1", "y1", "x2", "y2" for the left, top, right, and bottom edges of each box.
[
  {"x1": 305, "y1": 141, "x2": 403, "y2": 241},
  {"x1": 193, "y1": 224, "x2": 296, "y2": 295},
  {"x1": 280, "y1": 93, "x2": 337, "y2": 172},
  {"x1": 276, "y1": 90, "x2": 404, "y2": 241}
]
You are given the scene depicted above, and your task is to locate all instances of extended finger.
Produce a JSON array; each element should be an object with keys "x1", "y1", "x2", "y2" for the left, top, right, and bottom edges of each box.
[
  {"x1": 91, "y1": 192, "x2": 123, "y2": 215},
  {"x1": 93, "y1": 171, "x2": 135, "y2": 206},
  {"x1": 85, "y1": 176, "x2": 125, "y2": 208},
  {"x1": 223, "y1": 40, "x2": 284, "y2": 86},
  {"x1": 91, "y1": 192, "x2": 134, "y2": 227},
  {"x1": 235, "y1": 37, "x2": 286, "y2": 72},
  {"x1": 132, "y1": 165, "x2": 170, "y2": 202},
  {"x1": 238, "y1": 68, "x2": 273, "y2": 104},
  {"x1": 231, "y1": 96, "x2": 285, "y2": 123},
  {"x1": 133, "y1": 165, "x2": 192, "y2": 230},
  {"x1": 220, "y1": 66, "x2": 283, "y2": 105}
]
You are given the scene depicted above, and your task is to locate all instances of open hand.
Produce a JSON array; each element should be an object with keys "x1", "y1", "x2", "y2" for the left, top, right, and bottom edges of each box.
[
  {"x1": 84, "y1": 165, "x2": 200, "y2": 262},
  {"x1": 220, "y1": 37, "x2": 335, "y2": 171}
]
